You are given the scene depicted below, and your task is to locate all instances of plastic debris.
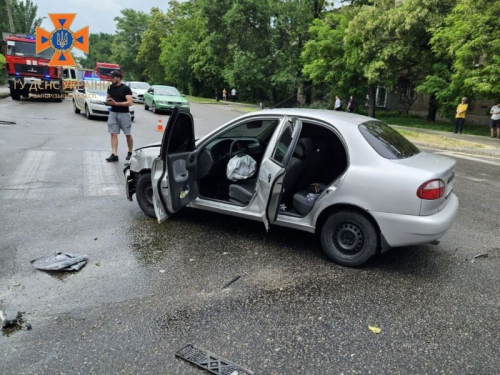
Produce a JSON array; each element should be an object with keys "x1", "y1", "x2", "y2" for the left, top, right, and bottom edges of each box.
[
  {"x1": 471, "y1": 253, "x2": 488, "y2": 263},
  {"x1": 31, "y1": 252, "x2": 88, "y2": 272},
  {"x1": 1, "y1": 309, "x2": 20, "y2": 328},
  {"x1": 368, "y1": 325, "x2": 381, "y2": 334}
]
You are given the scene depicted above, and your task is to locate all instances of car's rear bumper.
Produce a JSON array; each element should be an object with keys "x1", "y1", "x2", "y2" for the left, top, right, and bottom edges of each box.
[{"x1": 371, "y1": 193, "x2": 459, "y2": 248}]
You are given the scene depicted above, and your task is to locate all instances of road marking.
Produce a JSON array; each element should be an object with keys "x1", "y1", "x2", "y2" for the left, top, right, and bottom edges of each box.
[
  {"x1": 3, "y1": 150, "x2": 56, "y2": 199},
  {"x1": 83, "y1": 151, "x2": 121, "y2": 196},
  {"x1": 436, "y1": 151, "x2": 500, "y2": 167}
]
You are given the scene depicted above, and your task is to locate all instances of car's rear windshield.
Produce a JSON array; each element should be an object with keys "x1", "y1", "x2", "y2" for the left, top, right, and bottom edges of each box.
[{"x1": 359, "y1": 121, "x2": 420, "y2": 159}]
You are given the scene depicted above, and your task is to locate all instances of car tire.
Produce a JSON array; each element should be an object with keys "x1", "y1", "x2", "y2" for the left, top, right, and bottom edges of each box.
[
  {"x1": 152, "y1": 101, "x2": 158, "y2": 114},
  {"x1": 136, "y1": 173, "x2": 156, "y2": 218},
  {"x1": 73, "y1": 100, "x2": 81, "y2": 114},
  {"x1": 10, "y1": 89, "x2": 20, "y2": 101},
  {"x1": 320, "y1": 210, "x2": 378, "y2": 267},
  {"x1": 144, "y1": 101, "x2": 149, "y2": 110},
  {"x1": 85, "y1": 104, "x2": 93, "y2": 120}
]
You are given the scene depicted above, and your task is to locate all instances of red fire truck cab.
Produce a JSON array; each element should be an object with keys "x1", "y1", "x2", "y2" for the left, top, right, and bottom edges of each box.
[
  {"x1": 95, "y1": 62, "x2": 123, "y2": 81},
  {"x1": 2, "y1": 33, "x2": 64, "y2": 101}
]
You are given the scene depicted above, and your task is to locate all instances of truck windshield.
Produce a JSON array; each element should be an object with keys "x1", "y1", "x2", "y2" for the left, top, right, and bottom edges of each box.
[
  {"x1": 98, "y1": 67, "x2": 117, "y2": 76},
  {"x1": 7, "y1": 41, "x2": 54, "y2": 60}
]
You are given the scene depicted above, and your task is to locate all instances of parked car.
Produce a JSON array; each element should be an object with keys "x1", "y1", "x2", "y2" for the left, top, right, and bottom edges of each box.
[
  {"x1": 123, "y1": 108, "x2": 458, "y2": 267},
  {"x1": 73, "y1": 80, "x2": 135, "y2": 121},
  {"x1": 143, "y1": 85, "x2": 190, "y2": 114},
  {"x1": 126, "y1": 81, "x2": 150, "y2": 103}
]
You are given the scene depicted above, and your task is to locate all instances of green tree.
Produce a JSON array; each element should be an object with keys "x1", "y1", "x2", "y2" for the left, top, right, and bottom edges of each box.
[
  {"x1": 137, "y1": 7, "x2": 170, "y2": 84},
  {"x1": 0, "y1": 0, "x2": 43, "y2": 34},
  {"x1": 111, "y1": 9, "x2": 150, "y2": 81},
  {"x1": 77, "y1": 33, "x2": 114, "y2": 69},
  {"x1": 430, "y1": 0, "x2": 500, "y2": 110}
]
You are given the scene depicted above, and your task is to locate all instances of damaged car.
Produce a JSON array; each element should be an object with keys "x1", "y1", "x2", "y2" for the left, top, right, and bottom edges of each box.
[{"x1": 124, "y1": 108, "x2": 459, "y2": 267}]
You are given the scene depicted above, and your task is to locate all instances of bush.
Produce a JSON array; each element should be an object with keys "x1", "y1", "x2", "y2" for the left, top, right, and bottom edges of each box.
[{"x1": 0, "y1": 54, "x2": 6, "y2": 84}]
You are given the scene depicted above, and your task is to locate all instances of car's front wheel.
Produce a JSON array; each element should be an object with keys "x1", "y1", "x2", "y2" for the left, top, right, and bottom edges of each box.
[
  {"x1": 152, "y1": 101, "x2": 158, "y2": 114},
  {"x1": 136, "y1": 173, "x2": 156, "y2": 218},
  {"x1": 73, "y1": 100, "x2": 80, "y2": 114},
  {"x1": 320, "y1": 210, "x2": 378, "y2": 267},
  {"x1": 85, "y1": 104, "x2": 93, "y2": 120}
]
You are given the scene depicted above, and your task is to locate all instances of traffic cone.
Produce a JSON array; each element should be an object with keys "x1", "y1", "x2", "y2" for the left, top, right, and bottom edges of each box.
[{"x1": 156, "y1": 116, "x2": 164, "y2": 132}]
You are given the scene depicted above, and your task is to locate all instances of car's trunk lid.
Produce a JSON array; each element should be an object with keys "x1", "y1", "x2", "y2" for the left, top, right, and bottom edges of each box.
[{"x1": 392, "y1": 151, "x2": 456, "y2": 215}]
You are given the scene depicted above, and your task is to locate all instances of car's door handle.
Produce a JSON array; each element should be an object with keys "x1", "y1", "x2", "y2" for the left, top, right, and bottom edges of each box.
[{"x1": 268, "y1": 173, "x2": 271, "y2": 183}]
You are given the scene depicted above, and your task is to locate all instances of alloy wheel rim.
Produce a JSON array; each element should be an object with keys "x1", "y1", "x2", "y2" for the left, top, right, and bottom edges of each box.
[{"x1": 334, "y1": 222, "x2": 364, "y2": 255}]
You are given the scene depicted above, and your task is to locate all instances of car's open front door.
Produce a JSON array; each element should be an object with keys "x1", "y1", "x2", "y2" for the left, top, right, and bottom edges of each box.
[
  {"x1": 256, "y1": 117, "x2": 302, "y2": 230},
  {"x1": 151, "y1": 108, "x2": 198, "y2": 223}
]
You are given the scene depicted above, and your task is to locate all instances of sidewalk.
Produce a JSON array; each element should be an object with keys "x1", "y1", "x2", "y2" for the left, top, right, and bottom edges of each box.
[
  {"x1": 0, "y1": 83, "x2": 10, "y2": 99},
  {"x1": 392, "y1": 125, "x2": 500, "y2": 159}
]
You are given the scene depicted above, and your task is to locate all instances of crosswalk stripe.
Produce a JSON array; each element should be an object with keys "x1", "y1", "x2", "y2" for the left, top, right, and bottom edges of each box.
[
  {"x1": 3, "y1": 150, "x2": 56, "y2": 199},
  {"x1": 83, "y1": 151, "x2": 121, "y2": 196}
]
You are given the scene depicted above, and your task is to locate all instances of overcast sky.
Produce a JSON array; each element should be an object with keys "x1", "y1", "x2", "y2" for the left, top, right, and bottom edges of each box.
[{"x1": 37, "y1": 0, "x2": 170, "y2": 35}]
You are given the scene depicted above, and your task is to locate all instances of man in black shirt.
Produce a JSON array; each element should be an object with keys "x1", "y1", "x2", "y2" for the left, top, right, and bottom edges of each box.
[{"x1": 106, "y1": 70, "x2": 133, "y2": 162}]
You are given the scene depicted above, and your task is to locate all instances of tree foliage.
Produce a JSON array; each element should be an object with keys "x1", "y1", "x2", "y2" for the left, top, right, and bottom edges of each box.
[
  {"x1": 77, "y1": 33, "x2": 115, "y2": 69},
  {"x1": 0, "y1": 0, "x2": 43, "y2": 34}
]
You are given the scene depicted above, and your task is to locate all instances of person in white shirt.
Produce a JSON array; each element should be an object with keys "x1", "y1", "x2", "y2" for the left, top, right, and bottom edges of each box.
[
  {"x1": 490, "y1": 101, "x2": 500, "y2": 138},
  {"x1": 231, "y1": 88, "x2": 237, "y2": 102},
  {"x1": 334, "y1": 96, "x2": 342, "y2": 111}
]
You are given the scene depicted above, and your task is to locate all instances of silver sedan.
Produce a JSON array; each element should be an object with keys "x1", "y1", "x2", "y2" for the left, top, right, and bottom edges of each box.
[{"x1": 124, "y1": 108, "x2": 458, "y2": 266}]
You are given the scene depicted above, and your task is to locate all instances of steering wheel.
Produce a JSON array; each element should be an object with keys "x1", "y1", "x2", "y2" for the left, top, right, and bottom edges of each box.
[{"x1": 229, "y1": 140, "x2": 251, "y2": 158}]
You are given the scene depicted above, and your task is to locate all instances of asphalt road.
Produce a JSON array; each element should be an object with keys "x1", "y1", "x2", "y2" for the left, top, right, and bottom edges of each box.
[{"x1": 0, "y1": 96, "x2": 499, "y2": 374}]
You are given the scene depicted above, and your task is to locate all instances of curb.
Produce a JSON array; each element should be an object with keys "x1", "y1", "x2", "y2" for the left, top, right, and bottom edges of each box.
[
  {"x1": 0, "y1": 92, "x2": 10, "y2": 99},
  {"x1": 412, "y1": 142, "x2": 500, "y2": 159}
]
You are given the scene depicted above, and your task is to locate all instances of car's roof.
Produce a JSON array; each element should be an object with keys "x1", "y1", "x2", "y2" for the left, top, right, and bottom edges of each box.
[
  {"x1": 152, "y1": 85, "x2": 178, "y2": 89},
  {"x1": 241, "y1": 108, "x2": 375, "y2": 129}
]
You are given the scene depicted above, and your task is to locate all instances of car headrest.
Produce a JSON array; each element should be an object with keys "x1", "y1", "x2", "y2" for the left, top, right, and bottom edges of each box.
[{"x1": 293, "y1": 142, "x2": 305, "y2": 158}]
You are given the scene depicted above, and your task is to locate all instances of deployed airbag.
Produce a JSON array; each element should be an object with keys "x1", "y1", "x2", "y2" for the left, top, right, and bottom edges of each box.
[{"x1": 226, "y1": 154, "x2": 256, "y2": 182}]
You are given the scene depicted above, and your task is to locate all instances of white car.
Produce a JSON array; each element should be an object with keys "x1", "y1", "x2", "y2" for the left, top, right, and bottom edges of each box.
[
  {"x1": 126, "y1": 81, "x2": 150, "y2": 103},
  {"x1": 72, "y1": 80, "x2": 135, "y2": 121}
]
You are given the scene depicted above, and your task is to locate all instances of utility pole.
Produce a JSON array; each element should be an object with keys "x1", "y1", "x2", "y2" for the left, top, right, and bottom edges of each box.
[{"x1": 6, "y1": 0, "x2": 16, "y2": 33}]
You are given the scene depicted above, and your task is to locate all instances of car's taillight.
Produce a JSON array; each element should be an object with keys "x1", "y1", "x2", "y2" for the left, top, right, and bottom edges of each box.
[{"x1": 417, "y1": 179, "x2": 445, "y2": 200}]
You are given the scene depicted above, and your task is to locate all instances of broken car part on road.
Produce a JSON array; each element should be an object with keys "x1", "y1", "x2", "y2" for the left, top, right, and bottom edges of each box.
[{"x1": 31, "y1": 252, "x2": 88, "y2": 272}]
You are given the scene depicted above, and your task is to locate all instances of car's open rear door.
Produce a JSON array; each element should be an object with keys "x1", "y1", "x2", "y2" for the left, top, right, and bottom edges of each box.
[
  {"x1": 151, "y1": 108, "x2": 198, "y2": 223},
  {"x1": 256, "y1": 117, "x2": 302, "y2": 230}
]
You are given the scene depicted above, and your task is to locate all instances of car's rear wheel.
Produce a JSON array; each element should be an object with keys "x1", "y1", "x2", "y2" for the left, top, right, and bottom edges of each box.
[
  {"x1": 73, "y1": 100, "x2": 81, "y2": 114},
  {"x1": 320, "y1": 210, "x2": 378, "y2": 267},
  {"x1": 144, "y1": 101, "x2": 149, "y2": 110},
  {"x1": 136, "y1": 173, "x2": 156, "y2": 218}
]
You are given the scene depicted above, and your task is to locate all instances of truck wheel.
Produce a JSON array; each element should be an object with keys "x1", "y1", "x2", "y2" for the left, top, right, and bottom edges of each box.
[
  {"x1": 320, "y1": 210, "x2": 378, "y2": 267},
  {"x1": 73, "y1": 100, "x2": 81, "y2": 114},
  {"x1": 10, "y1": 88, "x2": 20, "y2": 101},
  {"x1": 136, "y1": 173, "x2": 156, "y2": 218},
  {"x1": 85, "y1": 104, "x2": 93, "y2": 120},
  {"x1": 144, "y1": 101, "x2": 149, "y2": 110}
]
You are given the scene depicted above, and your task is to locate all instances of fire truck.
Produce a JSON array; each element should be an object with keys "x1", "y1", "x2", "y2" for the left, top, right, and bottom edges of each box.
[
  {"x1": 2, "y1": 33, "x2": 64, "y2": 101},
  {"x1": 95, "y1": 62, "x2": 122, "y2": 81}
]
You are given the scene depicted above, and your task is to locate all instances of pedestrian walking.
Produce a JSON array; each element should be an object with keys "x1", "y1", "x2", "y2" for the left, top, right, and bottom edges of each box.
[
  {"x1": 454, "y1": 97, "x2": 468, "y2": 134},
  {"x1": 490, "y1": 100, "x2": 500, "y2": 138},
  {"x1": 347, "y1": 96, "x2": 355, "y2": 113},
  {"x1": 105, "y1": 70, "x2": 133, "y2": 162},
  {"x1": 231, "y1": 88, "x2": 237, "y2": 102},
  {"x1": 222, "y1": 88, "x2": 227, "y2": 101},
  {"x1": 334, "y1": 96, "x2": 342, "y2": 111}
]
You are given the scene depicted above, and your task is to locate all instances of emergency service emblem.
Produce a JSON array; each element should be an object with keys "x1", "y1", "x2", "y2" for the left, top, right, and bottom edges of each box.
[{"x1": 35, "y1": 14, "x2": 89, "y2": 67}]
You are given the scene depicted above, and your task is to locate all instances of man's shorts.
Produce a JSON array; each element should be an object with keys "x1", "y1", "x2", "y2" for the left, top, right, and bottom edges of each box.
[
  {"x1": 490, "y1": 119, "x2": 499, "y2": 129},
  {"x1": 108, "y1": 112, "x2": 132, "y2": 135}
]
